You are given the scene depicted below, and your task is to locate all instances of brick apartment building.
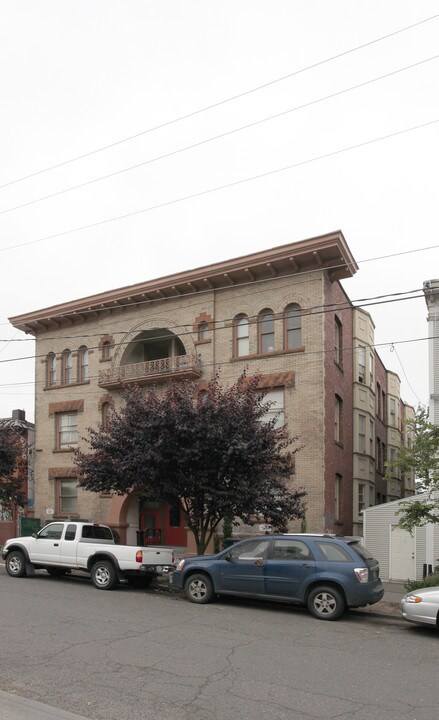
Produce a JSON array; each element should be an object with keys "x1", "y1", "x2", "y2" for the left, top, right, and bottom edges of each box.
[
  {"x1": 0, "y1": 409, "x2": 35, "y2": 545},
  {"x1": 9, "y1": 231, "x2": 414, "y2": 547}
]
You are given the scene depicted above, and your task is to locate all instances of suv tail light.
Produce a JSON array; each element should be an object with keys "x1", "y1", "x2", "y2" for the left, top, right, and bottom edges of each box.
[{"x1": 354, "y1": 567, "x2": 369, "y2": 583}]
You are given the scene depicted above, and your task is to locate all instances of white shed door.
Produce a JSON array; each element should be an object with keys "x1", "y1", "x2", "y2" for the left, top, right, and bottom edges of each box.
[{"x1": 390, "y1": 526, "x2": 416, "y2": 580}]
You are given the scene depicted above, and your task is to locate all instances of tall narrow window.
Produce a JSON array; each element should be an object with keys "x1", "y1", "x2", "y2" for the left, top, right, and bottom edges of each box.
[
  {"x1": 369, "y1": 353, "x2": 374, "y2": 387},
  {"x1": 78, "y1": 346, "x2": 89, "y2": 382},
  {"x1": 335, "y1": 474, "x2": 342, "y2": 521},
  {"x1": 62, "y1": 350, "x2": 74, "y2": 385},
  {"x1": 234, "y1": 315, "x2": 249, "y2": 357},
  {"x1": 285, "y1": 304, "x2": 301, "y2": 350},
  {"x1": 358, "y1": 346, "x2": 366, "y2": 383},
  {"x1": 369, "y1": 419, "x2": 374, "y2": 456},
  {"x1": 358, "y1": 414, "x2": 366, "y2": 453},
  {"x1": 389, "y1": 398, "x2": 396, "y2": 426},
  {"x1": 47, "y1": 353, "x2": 57, "y2": 386},
  {"x1": 198, "y1": 322, "x2": 209, "y2": 341},
  {"x1": 57, "y1": 478, "x2": 78, "y2": 514},
  {"x1": 334, "y1": 316, "x2": 342, "y2": 365},
  {"x1": 102, "y1": 341, "x2": 112, "y2": 360},
  {"x1": 101, "y1": 402, "x2": 111, "y2": 431},
  {"x1": 335, "y1": 395, "x2": 342, "y2": 443},
  {"x1": 358, "y1": 483, "x2": 366, "y2": 514},
  {"x1": 56, "y1": 412, "x2": 78, "y2": 450},
  {"x1": 259, "y1": 310, "x2": 275, "y2": 353}
]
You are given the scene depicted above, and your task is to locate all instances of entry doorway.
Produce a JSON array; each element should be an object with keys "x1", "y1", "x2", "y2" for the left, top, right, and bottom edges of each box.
[
  {"x1": 390, "y1": 525, "x2": 416, "y2": 580},
  {"x1": 140, "y1": 501, "x2": 186, "y2": 546}
]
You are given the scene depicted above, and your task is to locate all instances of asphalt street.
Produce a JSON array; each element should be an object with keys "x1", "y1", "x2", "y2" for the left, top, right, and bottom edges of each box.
[{"x1": 0, "y1": 566, "x2": 437, "y2": 720}]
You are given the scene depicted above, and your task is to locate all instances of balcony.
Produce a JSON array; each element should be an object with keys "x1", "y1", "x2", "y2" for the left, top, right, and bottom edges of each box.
[{"x1": 98, "y1": 354, "x2": 202, "y2": 389}]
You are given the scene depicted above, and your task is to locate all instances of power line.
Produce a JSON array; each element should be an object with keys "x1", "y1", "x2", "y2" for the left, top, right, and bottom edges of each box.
[
  {"x1": 1, "y1": 118, "x2": 438, "y2": 255},
  {"x1": 0, "y1": 290, "x2": 427, "y2": 364},
  {"x1": 2, "y1": 54, "x2": 438, "y2": 217},
  {"x1": 1, "y1": 12, "x2": 437, "y2": 191}
]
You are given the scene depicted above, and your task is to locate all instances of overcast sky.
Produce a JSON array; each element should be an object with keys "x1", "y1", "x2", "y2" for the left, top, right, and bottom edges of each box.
[{"x1": 1, "y1": 1, "x2": 438, "y2": 423}]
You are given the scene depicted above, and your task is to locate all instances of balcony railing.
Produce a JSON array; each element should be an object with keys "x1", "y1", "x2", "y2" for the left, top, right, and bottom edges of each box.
[{"x1": 98, "y1": 354, "x2": 202, "y2": 389}]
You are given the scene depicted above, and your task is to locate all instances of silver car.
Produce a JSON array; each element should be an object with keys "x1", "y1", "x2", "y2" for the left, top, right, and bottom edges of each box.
[{"x1": 400, "y1": 586, "x2": 439, "y2": 627}]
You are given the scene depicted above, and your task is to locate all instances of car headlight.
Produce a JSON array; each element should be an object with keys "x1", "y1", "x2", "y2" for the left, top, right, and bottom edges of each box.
[
  {"x1": 405, "y1": 595, "x2": 423, "y2": 603},
  {"x1": 176, "y1": 559, "x2": 186, "y2": 571}
]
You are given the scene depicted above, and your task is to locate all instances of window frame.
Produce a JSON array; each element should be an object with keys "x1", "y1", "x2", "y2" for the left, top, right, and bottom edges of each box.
[
  {"x1": 78, "y1": 346, "x2": 89, "y2": 382},
  {"x1": 46, "y1": 352, "x2": 57, "y2": 387},
  {"x1": 334, "y1": 316, "x2": 342, "y2": 366},
  {"x1": 258, "y1": 310, "x2": 275, "y2": 354},
  {"x1": 62, "y1": 349, "x2": 74, "y2": 385},
  {"x1": 284, "y1": 304, "x2": 302, "y2": 351},
  {"x1": 56, "y1": 478, "x2": 78, "y2": 515},
  {"x1": 233, "y1": 314, "x2": 250, "y2": 357},
  {"x1": 56, "y1": 411, "x2": 78, "y2": 450}
]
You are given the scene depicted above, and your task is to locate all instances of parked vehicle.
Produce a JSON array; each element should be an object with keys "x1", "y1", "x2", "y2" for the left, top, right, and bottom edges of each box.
[
  {"x1": 2, "y1": 521, "x2": 174, "y2": 590},
  {"x1": 400, "y1": 586, "x2": 439, "y2": 627},
  {"x1": 170, "y1": 534, "x2": 384, "y2": 620}
]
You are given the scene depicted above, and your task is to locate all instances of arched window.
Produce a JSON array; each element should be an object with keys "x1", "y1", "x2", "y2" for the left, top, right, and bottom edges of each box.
[
  {"x1": 102, "y1": 341, "x2": 112, "y2": 360},
  {"x1": 62, "y1": 350, "x2": 74, "y2": 385},
  {"x1": 46, "y1": 352, "x2": 57, "y2": 386},
  {"x1": 78, "y1": 346, "x2": 89, "y2": 382},
  {"x1": 198, "y1": 321, "x2": 209, "y2": 341},
  {"x1": 284, "y1": 304, "x2": 301, "y2": 350},
  {"x1": 233, "y1": 315, "x2": 249, "y2": 357},
  {"x1": 258, "y1": 310, "x2": 275, "y2": 354}
]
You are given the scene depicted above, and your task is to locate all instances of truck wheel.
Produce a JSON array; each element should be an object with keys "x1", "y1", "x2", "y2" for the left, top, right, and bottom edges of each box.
[
  {"x1": 307, "y1": 585, "x2": 345, "y2": 620},
  {"x1": 5, "y1": 551, "x2": 27, "y2": 578},
  {"x1": 184, "y1": 573, "x2": 214, "y2": 604},
  {"x1": 91, "y1": 560, "x2": 118, "y2": 590}
]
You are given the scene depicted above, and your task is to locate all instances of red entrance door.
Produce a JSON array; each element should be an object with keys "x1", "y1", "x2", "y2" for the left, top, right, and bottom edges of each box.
[{"x1": 140, "y1": 504, "x2": 187, "y2": 546}]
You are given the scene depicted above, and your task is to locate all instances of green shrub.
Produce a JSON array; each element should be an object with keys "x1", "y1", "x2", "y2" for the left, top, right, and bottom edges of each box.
[
  {"x1": 404, "y1": 571, "x2": 439, "y2": 593},
  {"x1": 213, "y1": 533, "x2": 221, "y2": 554}
]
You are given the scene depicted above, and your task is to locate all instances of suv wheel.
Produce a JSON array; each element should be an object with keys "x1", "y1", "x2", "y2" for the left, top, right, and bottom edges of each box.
[
  {"x1": 184, "y1": 573, "x2": 214, "y2": 604},
  {"x1": 307, "y1": 586, "x2": 345, "y2": 620}
]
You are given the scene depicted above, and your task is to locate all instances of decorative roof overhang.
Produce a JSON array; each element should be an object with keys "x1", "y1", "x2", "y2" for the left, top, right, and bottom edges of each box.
[{"x1": 9, "y1": 230, "x2": 357, "y2": 335}]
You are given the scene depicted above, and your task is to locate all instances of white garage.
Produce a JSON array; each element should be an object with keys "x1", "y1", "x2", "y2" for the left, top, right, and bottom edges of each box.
[{"x1": 362, "y1": 493, "x2": 439, "y2": 582}]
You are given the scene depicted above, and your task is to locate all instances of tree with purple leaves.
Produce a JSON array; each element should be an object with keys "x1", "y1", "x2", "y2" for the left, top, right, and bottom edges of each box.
[{"x1": 75, "y1": 373, "x2": 305, "y2": 554}]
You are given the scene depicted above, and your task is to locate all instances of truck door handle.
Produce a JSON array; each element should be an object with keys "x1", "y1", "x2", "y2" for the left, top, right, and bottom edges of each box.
[{"x1": 53, "y1": 543, "x2": 59, "y2": 547}]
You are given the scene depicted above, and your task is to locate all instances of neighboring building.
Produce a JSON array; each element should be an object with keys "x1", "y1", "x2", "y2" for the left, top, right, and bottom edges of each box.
[
  {"x1": 9, "y1": 231, "x2": 413, "y2": 548},
  {"x1": 363, "y1": 493, "x2": 439, "y2": 581},
  {"x1": 424, "y1": 279, "x2": 439, "y2": 424},
  {"x1": 0, "y1": 409, "x2": 35, "y2": 544}
]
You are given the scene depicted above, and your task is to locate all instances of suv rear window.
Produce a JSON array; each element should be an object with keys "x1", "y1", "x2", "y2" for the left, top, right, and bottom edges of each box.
[
  {"x1": 315, "y1": 541, "x2": 352, "y2": 563},
  {"x1": 348, "y1": 541, "x2": 375, "y2": 562}
]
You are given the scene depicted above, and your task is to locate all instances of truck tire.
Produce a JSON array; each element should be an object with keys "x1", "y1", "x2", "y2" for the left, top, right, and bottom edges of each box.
[
  {"x1": 5, "y1": 550, "x2": 27, "y2": 578},
  {"x1": 184, "y1": 573, "x2": 214, "y2": 604},
  {"x1": 91, "y1": 560, "x2": 118, "y2": 590},
  {"x1": 307, "y1": 585, "x2": 345, "y2": 620}
]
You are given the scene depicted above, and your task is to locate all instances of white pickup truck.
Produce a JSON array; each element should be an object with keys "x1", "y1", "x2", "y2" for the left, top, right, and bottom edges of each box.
[{"x1": 2, "y1": 521, "x2": 174, "y2": 590}]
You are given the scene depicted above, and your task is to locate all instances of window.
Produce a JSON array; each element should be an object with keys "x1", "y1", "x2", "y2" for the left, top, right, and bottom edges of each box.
[
  {"x1": 358, "y1": 483, "x2": 365, "y2": 514},
  {"x1": 78, "y1": 347, "x2": 89, "y2": 382},
  {"x1": 56, "y1": 412, "x2": 78, "y2": 449},
  {"x1": 234, "y1": 315, "x2": 249, "y2": 357},
  {"x1": 285, "y1": 304, "x2": 301, "y2": 350},
  {"x1": 258, "y1": 310, "x2": 275, "y2": 353},
  {"x1": 358, "y1": 345, "x2": 366, "y2": 383},
  {"x1": 369, "y1": 353, "x2": 374, "y2": 386},
  {"x1": 46, "y1": 353, "x2": 57, "y2": 386},
  {"x1": 38, "y1": 523, "x2": 64, "y2": 540},
  {"x1": 389, "y1": 398, "x2": 396, "y2": 426},
  {"x1": 376, "y1": 382, "x2": 381, "y2": 417},
  {"x1": 369, "y1": 486, "x2": 375, "y2": 507},
  {"x1": 335, "y1": 474, "x2": 341, "y2": 521},
  {"x1": 229, "y1": 538, "x2": 270, "y2": 561},
  {"x1": 101, "y1": 402, "x2": 111, "y2": 431},
  {"x1": 81, "y1": 525, "x2": 113, "y2": 540},
  {"x1": 57, "y1": 479, "x2": 78, "y2": 515},
  {"x1": 262, "y1": 388, "x2": 285, "y2": 429},
  {"x1": 334, "y1": 316, "x2": 342, "y2": 365},
  {"x1": 271, "y1": 539, "x2": 313, "y2": 560},
  {"x1": 369, "y1": 419, "x2": 374, "y2": 456},
  {"x1": 62, "y1": 350, "x2": 74, "y2": 384},
  {"x1": 358, "y1": 414, "x2": 366, "y2": 453},
  {"x1": 334, "y1": 395, "x2": 342, "y2": 443},
  {"x1": 169, "y1": 504, "x2": 181, "y2": 527},
  {"x1": 316, "y1": 541, "x2": 351, "y2": 563},
  {"x1": 102, "y1": 341, "x2": 112, "y2": 360},
  {"x1": 65, "y1": 524, "x2": 77, "y2": 541},
  {"x1": 198, "y1": 322, "x2": 209, "y2": 341}
]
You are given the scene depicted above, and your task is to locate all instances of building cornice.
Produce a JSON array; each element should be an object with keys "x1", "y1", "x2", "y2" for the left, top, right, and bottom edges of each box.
[{"x1": 9, "y1": 230, "x2": 357, "y2": 335}]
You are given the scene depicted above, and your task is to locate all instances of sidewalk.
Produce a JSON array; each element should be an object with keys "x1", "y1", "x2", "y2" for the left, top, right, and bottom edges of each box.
[{"x1": 0, "y1": 690, "x2": 90, "y2": 720}]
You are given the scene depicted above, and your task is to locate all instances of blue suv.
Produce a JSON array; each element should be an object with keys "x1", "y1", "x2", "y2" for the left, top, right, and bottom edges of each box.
[{"x1": 170, "y1": 534, "x2": 384, "y2": 620}]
